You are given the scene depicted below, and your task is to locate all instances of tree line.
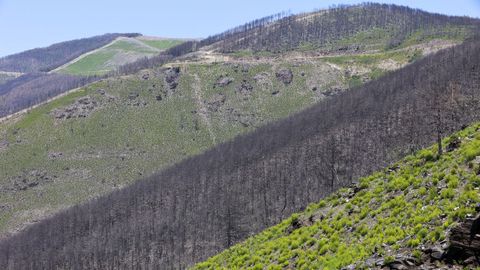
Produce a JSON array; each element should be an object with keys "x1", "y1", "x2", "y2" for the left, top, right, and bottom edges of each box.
[
  {"x1": 0, "y1": 73, "x2": 100, "y2": 117},
  {"x1": 212, "y1": 3, "x2": 479, "y2": 52},
  {"x1": 113, "y1": 3, "x2": 479, "y2": 76},
  {"x1": 0, "y1": 33, "x2": 479, "y2": 269}
]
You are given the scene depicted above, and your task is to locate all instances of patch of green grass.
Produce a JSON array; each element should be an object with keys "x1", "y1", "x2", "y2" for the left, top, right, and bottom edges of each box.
[
  {"x1": 139, "y1": 39, "x2": 185, "y2": 50},
  {"x1": 58, "y1": 38, "x2": 161, "y2": 76}
]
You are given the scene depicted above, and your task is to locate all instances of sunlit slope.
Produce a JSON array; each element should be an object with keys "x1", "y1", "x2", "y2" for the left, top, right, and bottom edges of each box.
[{"x1": 56, "y1": 37, "x2": 185, "y2": 76}]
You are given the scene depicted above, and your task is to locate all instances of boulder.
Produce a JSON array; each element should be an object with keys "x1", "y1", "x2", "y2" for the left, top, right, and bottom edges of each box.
[
  {"x1": 165, "y1": 67, "x2": 180, "y2": 90},
  {"x1": 444, "y1": 214, "x2": 480, "y2": 262},
  {"x1": 215, "y1": 76, "x2": 234, "y2": 88},
  {"x1": 52, "y1": 96, "x2": 98, "y2": 120},
  {"x1": 236, "y1": 80, "x2": 254, "y2": 96},
  {"x1": 446, "y1": 137, "x2": 461, "y2": 152},
  {"x1": 275, "y1": 68, "x2": 293, "y2": 85},
  {"x1": 128, "y1": 93, "x2": 139, "y2": 100}
]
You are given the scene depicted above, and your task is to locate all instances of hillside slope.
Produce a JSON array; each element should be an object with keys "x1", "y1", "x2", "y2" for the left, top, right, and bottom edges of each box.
[
  {"x1": 0, "y1": 39, "x2": 455, "y2": 238},
  {"x1": 193, "y1": 123, "x2": 480, "y2": 270},
  {"x1": 0, "y1": 35, "x2": 479, "y2": 269},
  {"x1": 55, "y1": 37, "x2": 185, "y2": 76},
  {"x1": 204, "y1": 3, "x2": 479, "y2": 53},
  {"x1": 0, "y1": 35, "x2": 185, "y2": 118},
  {"x1": 0, "y1": 33, "x2": 140, "y2": 73}
]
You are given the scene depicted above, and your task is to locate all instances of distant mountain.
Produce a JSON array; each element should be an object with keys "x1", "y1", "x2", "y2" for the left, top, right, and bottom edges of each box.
[
  {"x1": 1, "y1": 27, "x2": 479, "y2": 270},
  {"x1": 0, "y1": 33, "x2": 140, "y2": 73}
]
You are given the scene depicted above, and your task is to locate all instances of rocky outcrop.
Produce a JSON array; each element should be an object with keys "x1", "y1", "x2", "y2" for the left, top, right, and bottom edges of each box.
[
  {"x1": 443, "y1": 214, "x2": 480, "y2": 265},
  {"x1": 214, "y1": 76, "x2": 234, "y2": 88},
  {"x1": 52, "y1": 96, "x2": 98, "y2": 120},
  {"x1": 1, "y1": 170, "x2": 55, "y2": 192},
  {"x1": 446, "y1": 137, "x2": 461, "y2": 152},
  {"x1": 236, "y1": 80, "x2": 254, "y2": 96},
  {"x1": 275, "y1": 68, "x2": 293, "y2": 85},
  {"x1": 165, "y1": 67, "x2": 181, "y2": 90}
]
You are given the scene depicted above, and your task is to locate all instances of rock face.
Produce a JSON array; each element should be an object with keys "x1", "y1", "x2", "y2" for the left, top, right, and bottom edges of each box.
[
  {"x1": 165, "y1": 67, "x2": 181, "y2": 90},
  {"x1": 275, "y1": 68, "x2": 293, "y2": 85},
  {"x1": 52, "y1": 96, "x2": 98, "y2": 120},
  {"x1": 444, "y1": 215, "x2": 480, "y2": 263}
]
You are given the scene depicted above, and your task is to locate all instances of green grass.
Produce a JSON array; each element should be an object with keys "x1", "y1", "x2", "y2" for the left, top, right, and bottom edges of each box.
[
  {"x1": 57, "y1": 37, "x2": 183, "y2": 76},
  {"x1": 192, "y1": 123, "x2": 480, "y2": 270},
  {"x1": 139, "y1": 39, "x2": 185, "y2": 50},
  {"x1": 58, "y1": 51, "x2": 117, "y2": 76}
]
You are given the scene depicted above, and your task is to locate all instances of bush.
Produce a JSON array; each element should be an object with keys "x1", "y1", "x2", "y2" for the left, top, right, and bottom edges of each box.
[
  {"x1": 462, "y1": 139, "x2": 480, "y2": 161},
  {"x1": 440, "y1": 188, "x2": 455, "y2": 199},
  {"x1": 407, "y1": 238, "x2": 420, "y2": 247}
]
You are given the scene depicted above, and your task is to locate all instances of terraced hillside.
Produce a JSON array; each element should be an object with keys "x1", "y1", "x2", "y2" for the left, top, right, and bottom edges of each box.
[
  {"x1": 0, "y1": 37, "x2": 457, "y2": 238},
  {"x1": 55, "y1": 37, "x2": 185, "y2": 76},
  {"x1": 193, "y1": 123, "x2": 480, "y2": 270}
]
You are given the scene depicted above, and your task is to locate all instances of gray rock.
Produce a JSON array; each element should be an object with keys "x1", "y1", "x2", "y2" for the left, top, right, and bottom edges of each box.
[
  {"x1": 52, "y1": 96, "x2": 98, "y2": 120},
  {"x1": 165, "y1": 67, "x2": 180, "y2": 90},
  {"x1": 389, "y1": 263, "x2": 408, "y2": 270},
  {"x1": 215, "y1": 76, "x2": 234, "y2": 88},
  {"x1": 430, "y1": 247, "x2": 444, "y2": 260},
  {"x1": 275, "y1": 68, "x2": 293, "y2": 85},
  {"x1": 236, "y1": 80, "x2": 254, "y2": 96},
  {"x1": 446, "y1": 137, "x2": 461, "y2": 152}
]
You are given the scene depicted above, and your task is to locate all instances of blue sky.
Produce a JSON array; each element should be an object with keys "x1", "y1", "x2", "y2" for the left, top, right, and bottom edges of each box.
[{"x1": 0, "y1": 0, "x2": 479, "y2": 57}]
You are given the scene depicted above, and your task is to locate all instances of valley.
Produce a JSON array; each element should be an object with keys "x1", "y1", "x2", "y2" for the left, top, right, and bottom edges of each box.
[{"x1": 0, "y1": 3, "x2": 479, "y2": 270}]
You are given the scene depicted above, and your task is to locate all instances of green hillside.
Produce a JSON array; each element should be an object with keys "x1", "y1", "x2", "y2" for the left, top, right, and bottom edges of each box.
[
  {"x1": 55, "y1": 37, "x2": 184, "y2": 76},
  {"x1": 138, "y1": 37, "x2": 185, "y2": 50},
  {"x1": 193, "y1": 123, "x2": 480, "y2": 270},
  {"x1": 0, "y1": 40, "x2": 452, "y2": 237}
]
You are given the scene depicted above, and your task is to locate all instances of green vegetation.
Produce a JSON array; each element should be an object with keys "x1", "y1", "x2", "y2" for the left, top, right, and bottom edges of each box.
[
  {"x1": 193, "y1": 124, "x2": 480, "y2": 270},
  {"x1": 0, "y1": 59, "x2": 342, "y2": 235},
  {"x1": 57, "y1": 37, "x2": 184, "y2": 76},
  {"x1": 139, "y1": 38, "x2": 185, "y2": 50}
]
